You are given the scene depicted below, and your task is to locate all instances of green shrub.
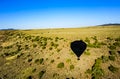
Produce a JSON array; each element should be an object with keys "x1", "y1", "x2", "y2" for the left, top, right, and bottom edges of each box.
[
  {"x1": 33, "y1": 44, "x2": 37, "y2": 48},
  {"x1": 85, "y1": 37, "x2": 90, "y2": 44},
  {"x1": 66, "y1": 59, "x2": 71, "y2": 63},
  {"x1": 84, "y1": 50, "x2": 90, "y2": 55},
  {"x1": 51, "y1": 59, "x2": 54, "y2": 63},
  {"x1": 49, "y1": 47, "x2": 53, "y2": 50},
  {"x1": 32, "y1": 68, "x2": 36, "y2": 73},
  {"x1": 57, "y1": 49, "x2": 61, "y2": 52},
  {"x1": 113, "y1": 42, "x2": 120, "y2": 47},
  {"x1": 53, "y1": 73, "x2": 59, "y2": 77},
  {"x1": 39, "y1": 58, "x2": 44, "y2": 64},
  {"x1": 70, "y1": 65, "x2": 74, "y2": 70},
  {"x1": 109, "y1": 55, "x2": 115, "y2": 61},
  {"x1": 107, "y1": 37, "x2": 113, "y2": 40},
  {"x1": 55, "y1": 37, "x2": 59, "y2": 42},
  {"x1": 57, "y1": 62, "x2": 64, "y2": 68},
  {"x1": 108, "y1": 65, "x2": 118, "y2": 73},
  {"x1": 26, "y1": 75, "x2": 32, "y2": 79},
  {"x1": 108, "y1": 45, "x2": 116, "y2": 50},
  {"x1": 85, "y1": 69, "x2": 92, "y2": 74},
  {"x1": 115, "y1": 37, "x2": 120, "y2": 41},
  {"x1": 42, "y1": 46, "x2": 46, "y2": 49},
  {"x1": 109, "y1": 50, "x2": 116, "y2": 55},
  {"x1": 101, "y1": 55, "x2": 109, "y2": 63},
  {"x1": 35, "y1": 59, "x2": 39, "y2": 63},
  {"x1": 39, "y1": 70, "x2": 46, "y2": 79},
  {"x1": 54, "y1": 44, "x2": 59, "y2": 48},
  {"x1": 86, "y1": 58, "x2": 104, "y2": 79},
  {"x1": 28, "y1": 58, "x2": 32, "y2": 62}
]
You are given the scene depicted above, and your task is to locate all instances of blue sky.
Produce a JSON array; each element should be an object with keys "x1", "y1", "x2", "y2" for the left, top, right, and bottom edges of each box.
[{"x1": 0, "y1": 0, "x2": 120, "y2": 29}]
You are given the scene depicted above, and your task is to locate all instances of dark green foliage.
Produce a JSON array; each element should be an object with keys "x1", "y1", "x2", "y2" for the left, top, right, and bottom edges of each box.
[
  {"x1": 70, "y1": 64, "x2": 74, "y2": 70},
  {"x1": 53, "y1": 73, "x2": 59, "y2": 78},
  {"x1": 39, "y1": 70, "x2": 46, "y2": 79},
  {"x1": 86, "y1": 36, "x2": 101, "y2": 48},
  {"x1": 3, "y1": 50, "x2": 19, "y2": 56},
  {"x1": 86, "y1": 57, "x2": 104, "y2": 79},
  {"x1": 86, "y1": 69, "x2": 92, "y2": 74},
  {"x1": 51, "y1": 59, "x2": 54, "y2": 63},
  {"x1": 57, "y1": 49, "x2": 61, "y2": 52},
  {"x1": 33, "y1": 44, "x2": 37, "y2": 48},
  {"x1": 33, "y1": 36, "x2": 40, "y2": 41},
  {"x1": 57, "y1": 62, "x2": 64, "y2": 68},
  {"x1": 4, "y1": 45, "x2": 12, "y2": 49},
  {"x1": 26, "y1": 75, "x2": 32, "y2": 79},
  {"x1": 66, "y1": 59, "x2": 71, "y2": 63},
  {"x1": 108, "y1": 65, "x2": 118, "y2": 73},
  {"x1": 91, "y1": 58, "x2": 104, "y2": 79},
  {"x1": 50, "y1": 42, "x2": 59, "y2": 48},
  {"x1": 25, "y1": 45, "x2": 29, "y2": 50},
  {"x1": 109, "y1": 55, "x2": 115, "y2": 61},
  {"x1": 101, "y1": 55, "x2": 109, "y2": 63},
  {"x1": 28, "y1": 58, "x2": 32, "y2": 62},
  {"x1": 42, "y1": 46, "x2": 46, "y2": 49},
  {"x1": 32, "y1": 68, "x2": 36, "y2": 73},
  {"x1": 17, "y1": 44, "x2": 22, "y2": 51},
  {"x1": 55, "y1": 37, "x2": 59, "y2": 42},
  {"x1": 49, "y1": 47, "x2": 53, "y2": 50},
  {"x1": 115, "y1": 37, "x2": 120, "y2": 41},
  {"x1": 109, "y1": 50, "x2": 116, "y2": 55},
  {"x1": 35, "y1": 59, "x2": 39, "y2": 63},
  {"x1": 113, "y1": 41, "x2": 120, "y2": 47},
  {"x1": 108, "y1": 45, "x2": 116, "y2": 50},
  {"x1": 84, "y1": 49, "x2": 90, "y2": 55},
  {"x1": 107, "y1": 37, "x2": 113, "y2": 40},
  {"x1": 85, "y1": 37, "x2": 90, "y2": 44},
  {"x1": 39, "y1": 58, "x2": 44, "y2": 64}
]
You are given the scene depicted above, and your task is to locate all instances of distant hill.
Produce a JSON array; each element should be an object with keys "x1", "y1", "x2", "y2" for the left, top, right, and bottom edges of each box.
[{"x1": 99, "y1": 23, "x2": 120, "y2": 26}]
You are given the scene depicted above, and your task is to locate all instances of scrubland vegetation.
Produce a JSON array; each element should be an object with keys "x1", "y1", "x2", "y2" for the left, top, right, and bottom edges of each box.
[{"x1": 0, "y1": 26, "x2": 120, "y2": 79}]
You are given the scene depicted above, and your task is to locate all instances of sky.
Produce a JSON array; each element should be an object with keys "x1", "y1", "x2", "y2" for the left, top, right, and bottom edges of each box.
[{"x1": 0, "y1": 0, "x2": 120, "y2": 29}]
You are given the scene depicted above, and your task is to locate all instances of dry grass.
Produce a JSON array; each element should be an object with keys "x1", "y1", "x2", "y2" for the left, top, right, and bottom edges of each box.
[{"x1": 0, "y1": 26, "x2": 120, "y2": 79}]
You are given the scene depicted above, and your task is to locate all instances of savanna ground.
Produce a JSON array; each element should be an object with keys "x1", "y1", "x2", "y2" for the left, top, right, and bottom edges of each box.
[{"x1": 0, "y1": 26, "x2": 120, "y2": 79}]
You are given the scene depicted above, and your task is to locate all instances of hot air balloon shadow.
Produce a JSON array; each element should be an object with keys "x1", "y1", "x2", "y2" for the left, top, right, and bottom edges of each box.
[{"x1": 70, "y1": 40, "x2": 87, "y2": 60}]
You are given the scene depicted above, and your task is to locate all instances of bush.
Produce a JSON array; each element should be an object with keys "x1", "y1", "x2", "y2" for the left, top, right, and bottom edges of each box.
[
  {"x1": 57, "y1": 62, "x2": 64, "y2": 68},
  {"x1": 51, "y1": 59, "x2": 54, "y2": 63},
  {"x1": 32, "y1": 68, "x2": 36, "y2": 73},
  {"x1": 113, "y1": 42, "x2": 120, "y2": 47},
  {"x1": 109, "y1": 55, "x2": 115, "y2": 61},
  {"x1": 85, "y1": 37, "x2": 90, "y2": 44},
  {"x1": 28, "y1": 58, "x2": 32, "y2": 62},
  {"x1": 33, "y1": 44, "x2": 37, "y2": 48},
  {"x1": 108, "y1": 45, "x2": 116, "y2": 50},
  {"x1": 115, "y1": 37, "x2": 120, "y2": 41},
  {"x1": 35, "y1": 59, "x2": 39, "y2": 63},
  {"x1": 70, "y1": 65, "x2": 74, "y2": 70},
  {"x1": 39, "y1": 70, "x2": 46, "y2": 79},
  {"x1": 108, "y1": 65, "x2": 118, "y2": 73},
  {"x1": 86, "y1": 58, "x2": 104, "y2": 79},
  {"x1": 107, "y1": 37, "x2": 113, "y2": 40},
  {"x1": 66, "y1": 59, "x2": 71, "y2": 63},
  {"x1": 53, "y1": 73, "x2": 59, "y2": 78},
  {"x1": 26, "y1": 75, "x2": 32, "y2": 79},
  {"x1": 42, "y1": 46, "x2": 46, "y2": 49},
  {"x1": 84, "y1": 50, "x2": 90, "y2": 55},
  {"x1": 49, "y1": 47, "x2": 53, "y2": 50},
  {"x1": 39, "y1": 58, "x2": 44, "y2": 64},
  {"x1": 57, "y1": 49, "x2": 61, "y2": 52},
  {"x1": 109, "y1": 50, "x2": 116, "y2": 55},
  {"x1": 101, "y1": 55, "x2": 109, "y2": 63}
]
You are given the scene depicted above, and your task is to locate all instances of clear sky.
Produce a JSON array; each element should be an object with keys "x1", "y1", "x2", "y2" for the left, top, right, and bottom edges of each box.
[{"x1": 0, "y1": 0, "x2": 120, "y2": 29}]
